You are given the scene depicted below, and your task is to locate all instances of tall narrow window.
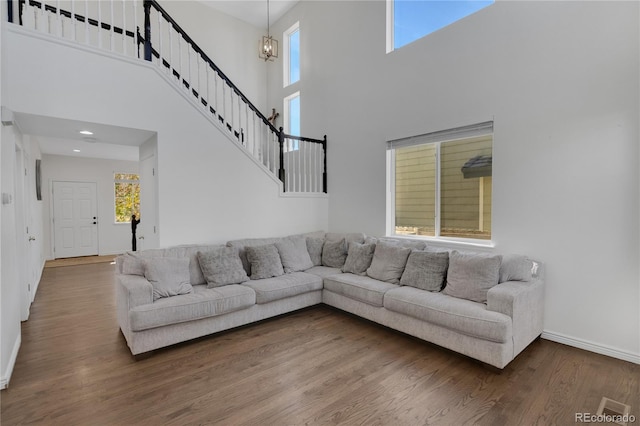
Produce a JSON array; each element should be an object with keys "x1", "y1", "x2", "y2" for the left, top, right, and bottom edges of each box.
[
  {"x1": 388, "y1": 0, "x2": 494, "y2": 52},
  {"x1": 388, "y1": 122, "x2": 493, "y2": 241},
  {"x1": 114, "y1": 173, "x2": 140, "y2": 223},
  {"x1": 284, "y1": 92, "x2": 301, "y2": 151},
  {"x1": 284, "y1": 22, "x2": 300, "y2": 86}
]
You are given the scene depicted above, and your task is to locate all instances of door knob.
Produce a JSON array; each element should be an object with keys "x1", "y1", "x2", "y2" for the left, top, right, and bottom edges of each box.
[
  {"x1": 93, "y1": 221, "x2": 97, "y2": 224},
  {"x1": 139, "y1": 236, "x2": 145, "y2": 240},
  {"x1": 28, "y1": 236, "x2": 36, "y2": 241}
]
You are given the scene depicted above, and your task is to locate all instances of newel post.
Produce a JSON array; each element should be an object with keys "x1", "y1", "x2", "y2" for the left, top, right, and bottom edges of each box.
[
  {"x1": 278, "y1": 127, "x2": 286, "y2": 191},
  {"x1": 143, "y1": 0, "x2": 152, "y2": 61},
  {"x1": 322, "y1": 135, "x2": 327, "y2": 193}
]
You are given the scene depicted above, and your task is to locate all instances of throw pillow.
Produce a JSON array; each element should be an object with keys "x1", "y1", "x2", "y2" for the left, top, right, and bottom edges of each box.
[
  {"x1": 143, "y1": 257, "x2": 193, "y2": 301},
  {"x1": 366, "y1": 242, "x2": 412, "y2": 284},
  {"x1": 276, "y1": 236, "x2": 314, "y2": 273},
  {"x1": 306, "y1": 237, "x2": 325, "y2": 266},
  {"x1": 499, "y1": 254, "x2": 532, "y2": 283},
  {"x1": 322, "y1": 238, "x2": 348, "y2": 268},
  {"x1": 341, "y1": 242, "x2": 376, "y2": 275},
  {"x1": 443, "y1": 251, "x2": 502, "y2": 303},
  {"x1": 197, "y1": 247, "x2": 249, "y2": 288},
  {"x1": 400, "y1": 250, "x2": 449, "y2": 291},
  {"x1": 245, "y1": 244, "x2": 285, "y2": 280}
]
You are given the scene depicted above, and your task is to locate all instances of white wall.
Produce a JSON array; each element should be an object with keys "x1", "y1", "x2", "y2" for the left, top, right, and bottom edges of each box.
[
  {"x1": 40, "y1": 153, "x2": 139, "y2": 258},
  {"x1": 1, "y1": 124, "x2": 21, "y2": 388},
  {"x1": 159, "y1": 1, "x2": 268, "y2": 115},
  {"x1": 2, "y1": 25, "x2": 328, "y2": 247},
  {"x1": 269, "y1": 1, "x2": 639, "y2": 362}
]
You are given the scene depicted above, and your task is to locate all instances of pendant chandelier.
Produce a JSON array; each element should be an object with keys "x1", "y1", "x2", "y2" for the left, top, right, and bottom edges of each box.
[{"x1": 259, "y1": 0, "x2": 278, "y2": 61}]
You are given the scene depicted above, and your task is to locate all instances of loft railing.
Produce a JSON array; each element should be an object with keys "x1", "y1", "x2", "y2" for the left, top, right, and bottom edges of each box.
[{"x1": 8, "y1": 0, "x2": 327, "y2": 193}]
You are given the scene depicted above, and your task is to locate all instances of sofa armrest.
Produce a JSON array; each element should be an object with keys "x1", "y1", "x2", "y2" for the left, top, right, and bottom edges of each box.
[
  {"x1": 117, "y1": 274, "x2": 153, "y2": 308},
  {"x1": 487, "y1": 278, "x2": 545, "y2": 357}
]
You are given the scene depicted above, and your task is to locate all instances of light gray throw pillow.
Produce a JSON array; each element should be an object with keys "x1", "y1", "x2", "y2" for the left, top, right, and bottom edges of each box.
[
  {"x1": 246, "y1": 244, "x2": 285, "y2": 280},
  {"x1": 322, "y1": 238, "x2": 348, "y2": 268},
  {"x1": 443, "y1": 250, "x2": 502, "y2": 303},
  {"x1": 400, "y1": 250, "x2": 449, "y2": 291},
  {"x1": 276, "y1": 236, "x2": 314, "y2": 273},
  {"x1": 306, "y1": 237, "x2": 325, "y2": 266},
  {"x1": 499, "y1": 254, "x2": 532, "y2": 283},
  {"x1": 197, "y1": 247, "x2": 249, "y2": 288},
  {"x1": 366, "y1": 242, "x2": 412, "y2": 284},
  {"x1": 143, "y1": 257, "x2": 193, "y2": 301},
  {"x1": 341, "y1": 242, "x2": 376, "y2": 275}
]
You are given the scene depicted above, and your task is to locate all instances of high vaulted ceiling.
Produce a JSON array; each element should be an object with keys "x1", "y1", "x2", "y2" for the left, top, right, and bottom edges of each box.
[{"x1": 198, "y1": 0, "x2": 299, "y2": 29}]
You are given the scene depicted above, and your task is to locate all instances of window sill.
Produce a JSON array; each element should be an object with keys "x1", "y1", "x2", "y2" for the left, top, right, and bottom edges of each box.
[{"x1": 387, "y1": 234, "x2": 495, "y2": 251}]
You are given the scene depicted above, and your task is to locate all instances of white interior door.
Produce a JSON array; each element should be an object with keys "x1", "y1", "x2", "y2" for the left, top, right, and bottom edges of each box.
[{"x1": 52, "y1": 181, "x2": 98, "y2": 258}]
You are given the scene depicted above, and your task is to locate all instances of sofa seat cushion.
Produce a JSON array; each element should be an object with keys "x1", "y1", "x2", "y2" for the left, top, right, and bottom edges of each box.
[
  {"x1": 241, "y1": 272, "x2": 323, "y2": 304},
  {"x1": 304, "y1": 265, "x2": 343, "y2": 278},
  {"x1": 324, "y1": 273, "x2": 399, "y2": 307},
  {"x1": 129, "y1": 284, "x2": 256, "y2": 331},
  {"x1": 384, "y1": 286, "x2": 512, "y2": 343}
]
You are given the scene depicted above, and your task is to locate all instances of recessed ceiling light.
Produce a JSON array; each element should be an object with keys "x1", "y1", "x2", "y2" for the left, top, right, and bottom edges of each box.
[
  {"x1": 73, "y1": 149, "x2": 81, "y2": 152},
  {"x1": 79, "y1": 130, "x2": 93, "y2": 135}
]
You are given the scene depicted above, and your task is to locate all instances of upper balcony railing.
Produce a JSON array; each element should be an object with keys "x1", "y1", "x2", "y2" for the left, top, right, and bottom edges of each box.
[{"x1": 7, "y1": 0, "x2": 327, "y2": 193}]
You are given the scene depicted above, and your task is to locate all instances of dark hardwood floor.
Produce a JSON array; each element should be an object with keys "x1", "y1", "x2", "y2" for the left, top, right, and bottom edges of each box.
[{"x1": 1, "y1": 262, "x2": 638, "y2": 425}]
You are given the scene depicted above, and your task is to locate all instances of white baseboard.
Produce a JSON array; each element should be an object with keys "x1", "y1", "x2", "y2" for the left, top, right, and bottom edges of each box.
[
  {"x1": 542, "y1": 331, "x2": 640, "y2": 365},
  {"x1": 0, "y1": 334, "x2": 22, "y2": 389}
]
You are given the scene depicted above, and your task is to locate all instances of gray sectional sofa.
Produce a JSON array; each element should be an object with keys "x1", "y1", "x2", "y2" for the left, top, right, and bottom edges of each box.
[{"x1": 115, "y1": 232, "x2": 544, "y2": 369}]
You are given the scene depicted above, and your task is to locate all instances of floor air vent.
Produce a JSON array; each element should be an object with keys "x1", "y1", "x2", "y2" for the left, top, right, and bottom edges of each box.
[{"x1": 596, "y1": 397, "x2": 632, "y2": 425}]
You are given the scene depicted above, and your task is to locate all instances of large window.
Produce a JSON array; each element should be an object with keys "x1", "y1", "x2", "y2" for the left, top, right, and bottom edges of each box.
[
  {"x1": 114, "y1": 173, "x2": 140, "y2": 223},
  {"x1": 388, "y1": 122, "x2": 493, "y2": 241},
  {"x1": 283, "y1": 22, "x2": 300, "y2": 86},
  {"x1": 388, "y1": 0, "x2": 494, "y2": 52}
]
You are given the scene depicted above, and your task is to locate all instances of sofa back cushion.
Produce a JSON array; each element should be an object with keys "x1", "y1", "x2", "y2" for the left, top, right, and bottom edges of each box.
[
  {"x1": 306, "y1": 238, "x2": 324, "y2": 266},
  {"x1": 366, "y1": 242, "x2": 412, "y2": 284},
  {"x1": 499, "y1": 254, "x2": 533, "y2": 283},
  {"x1": 275, "y1": 235, "x2": 314, "y2": 273},
  {"x1": 443, "y1": 251, "x2": 502, "y2": 303}
]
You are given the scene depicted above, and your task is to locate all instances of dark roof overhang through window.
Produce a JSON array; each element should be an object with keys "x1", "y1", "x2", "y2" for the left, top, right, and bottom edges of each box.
[{"x1": 461, "y1": 155, "x2": 492, "y2": 179}]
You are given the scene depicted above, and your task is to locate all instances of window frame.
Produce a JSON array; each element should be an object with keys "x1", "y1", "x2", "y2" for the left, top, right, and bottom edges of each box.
[
  {"x1": 114, "y1": 173, "x2": 140, "y2": 224},
  {"x1": 386, "y1": 122, "x2": 494, "y2": 246},
  {"x1": 283, "y1": 21, "x2": 300, "y2": 87}
]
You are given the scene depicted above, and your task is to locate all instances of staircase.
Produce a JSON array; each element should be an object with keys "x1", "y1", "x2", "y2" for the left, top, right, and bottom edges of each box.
[{"x1": 9, "y1": 0, "x2": 327, "y2": 193}]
